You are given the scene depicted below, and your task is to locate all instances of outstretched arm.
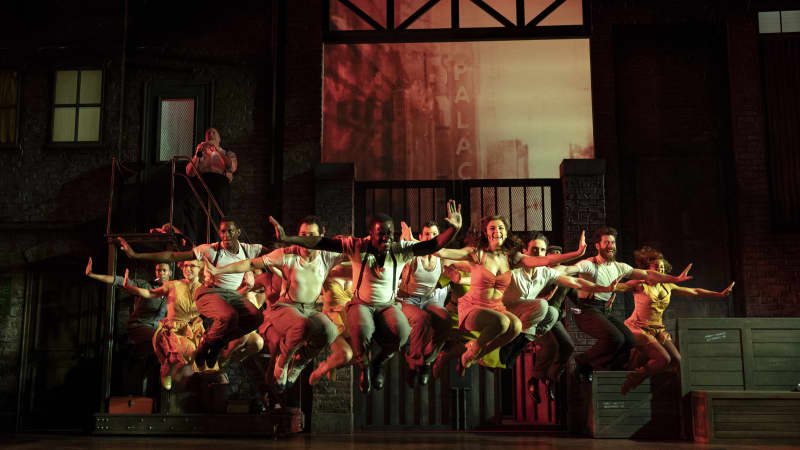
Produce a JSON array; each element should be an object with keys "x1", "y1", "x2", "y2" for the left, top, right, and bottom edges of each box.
[
  {"x1": 269, "y1": 216, "x2": 343, "y2": 252},
  {"x1": 117, "y1": 237, "x2": 195, "y2": 263},
  {"x1": 204, "y1": 255, "x2": 266, "y2": 277},
  {"x1": 85, "y1": 257, "x2": 115, "y2": 284},
  {"x1": 672, "y1": 281, "x2": 734, "y2": 298},
  {"x1": 556, "y1": 274, "x2": 622, "y2": 294},
  {"x1": 516, "y1": 231, "x2": 588, "y2": 268},
  {"x1": 411, "y1": 200, "x2": 463, "y2": 256},
  {"x1": 121, "y1": 269, "x2": 167, "y2": 299},
  {"x1": 630, "y1": 263, "x2": 693, "y2": 284}
]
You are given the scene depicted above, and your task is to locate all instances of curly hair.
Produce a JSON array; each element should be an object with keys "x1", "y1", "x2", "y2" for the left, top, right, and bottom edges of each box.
[
  {"x1": 591, "y1": 226, "x2": 618, "y2": 246},
  {"x1": 475, "y1": 215, "x2": 523, "y2": 254},
  {"x1": 633, "y1": 245, "x2": 673, "y2": 273}
]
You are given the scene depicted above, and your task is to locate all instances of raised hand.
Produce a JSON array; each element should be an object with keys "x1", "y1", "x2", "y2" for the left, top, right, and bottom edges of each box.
[
  {"x1": 576, "y1": 230, "x2": 587, "y2": 256},
  {"x1": 720, "y1": 281, "x2": 735, "y2": 296},
  {"x1": 444, "y1": 199, "x2": 462, "y2": 229},
  {"x1": 117, "y1": 237, "x2": 136, "y2": 258},
  {"x1": 122, "y1": 268, "x2": 130, "y2": 288},
  {"x1": 85, "y1": 257, "x2": 93, "y2": 276},
  {"x1": 202, "y1": 255, "x2": 220, "y2": 276},
  {"x1": 269, "y1": 216, "x2": 287, "y2": 242},
  {"x1": 674, "y1": 263, "x2": 693, "y2": 282},
  {"x1": 400, "y1": 221, "x2": 415, "y2": 242}
]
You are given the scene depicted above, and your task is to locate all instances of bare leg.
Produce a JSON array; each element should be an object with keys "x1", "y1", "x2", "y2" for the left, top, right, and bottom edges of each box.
[
  {"x1": 309, "y1": 336, "x2": 353, "y2": 385},
  {"x1": 662, "y1": 339, "x2": 681, "y2": 371},
  {"x1": 462, "y1": 308, "x2": 522, "y2": 368}
]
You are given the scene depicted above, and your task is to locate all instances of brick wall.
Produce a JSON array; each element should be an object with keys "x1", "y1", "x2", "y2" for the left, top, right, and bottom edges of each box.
[{"x1": 727, "y1": 9, "x2": 800, "y2": 317}]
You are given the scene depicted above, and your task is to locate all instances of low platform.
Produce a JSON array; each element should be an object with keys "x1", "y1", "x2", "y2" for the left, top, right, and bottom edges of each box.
[
  {"x1": 93, "y1": 409, "x2": 303, "y2": 437},
  {"x1": 579, "y1": 371, "x2": 681, "y2": 439},
  {"x1": 691, "y1": 390, "x2": 800, "y2": 443}
]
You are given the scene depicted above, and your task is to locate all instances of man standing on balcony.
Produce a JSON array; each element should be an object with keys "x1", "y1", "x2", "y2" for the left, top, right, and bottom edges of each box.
[{"x1": 184, "y1": 127, "x2": 237, "y2": 241}]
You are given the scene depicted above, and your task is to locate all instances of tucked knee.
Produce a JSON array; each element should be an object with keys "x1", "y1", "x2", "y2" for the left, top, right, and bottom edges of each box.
[
  {"x1": 508, "y1": 316, "x2": 523, "y2": 335},
  {"x1": 496, "y1": 314, "x2": 511, "y2": 333}
]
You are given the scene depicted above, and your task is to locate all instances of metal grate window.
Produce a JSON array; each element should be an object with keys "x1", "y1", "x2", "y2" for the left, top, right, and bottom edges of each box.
[
  {"x1": 159, "y1": 98, "x2": 195, "y2": 161},
  {"x1": 469, "y1": 184, "x2": 553, "y2": 232}
]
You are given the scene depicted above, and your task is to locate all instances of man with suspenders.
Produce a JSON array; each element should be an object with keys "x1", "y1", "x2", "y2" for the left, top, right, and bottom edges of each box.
[
  {"x1": 203, "y1": 216, "x2": 344, "y2": 391},
  {"x1": 269, "y1": 200, "x2": 462, "y2": 393},
  {"x1": 117, "y1": 218, "x2": 264, "y2": 370}
]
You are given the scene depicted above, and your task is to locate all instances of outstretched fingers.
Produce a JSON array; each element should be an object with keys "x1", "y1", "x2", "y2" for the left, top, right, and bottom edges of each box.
[
  {"x1": 722, "y1": 281, "x2": 735, "y2": 295},
  {"x1": 269, "y1": 216, "x2": 286, "y2": 241}
]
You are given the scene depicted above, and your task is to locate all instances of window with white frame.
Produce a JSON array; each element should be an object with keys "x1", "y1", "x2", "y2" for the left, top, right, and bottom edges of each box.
[
  {"x1": 758, "y1": 10, "x2": 800, "y2": 33},
  {"x1": 52, "y1": 69, "x2": 103, "y2": 143}
]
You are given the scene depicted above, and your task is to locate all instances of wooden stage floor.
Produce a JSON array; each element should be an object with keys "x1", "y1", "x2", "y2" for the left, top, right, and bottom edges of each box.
[{"x1": 1, "y1": 432, "x2": 797, "y2": 449}]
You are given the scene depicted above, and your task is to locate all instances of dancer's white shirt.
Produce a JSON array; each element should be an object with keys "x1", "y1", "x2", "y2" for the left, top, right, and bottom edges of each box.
[
  {"x1": 572, "y1": 256, "x2": 633, "y2": 302},
  {"x1": 340, "y1": 237, "x2": 415, "y2": 305},
  {"x1": 261, "y1": 246, "x2": 344, "y2": 305},
  {"x1": 502, "y1": 266, "x2": 561, "y2": 305},
  {"x1": 194, "y1": 242, "x2": 263, "y2": 290}
]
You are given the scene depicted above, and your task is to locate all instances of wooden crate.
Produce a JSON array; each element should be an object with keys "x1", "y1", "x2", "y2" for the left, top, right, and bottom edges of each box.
[
  {"x1": 583, "y1": 371, "x2": 680, "y2": 438},
  {"x1": 691, "y1": 390, "x2": 800, "y2": 443},
  {"x1": 677, "y1": 318, "x2": 800, "y2": 395}
]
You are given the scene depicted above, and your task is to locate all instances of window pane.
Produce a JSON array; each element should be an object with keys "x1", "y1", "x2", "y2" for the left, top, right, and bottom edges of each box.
[
  {"x1": 758, "y1": 11, "x2": 781, "y2": 33},
  {"x1": 55, "y1": 71, "x2": 78, "y2": 104},
  {"x1": 159, "y1": 98, "x2": 195, "y2": 161},
  {"x1": 53, "y1": 107, "x2": 76, "y2": 142},
  {"x1": 0, "y1": 108, "x2": 16, "y2": 144},
  {"x1": 77, "y1": 106, "x2": 101, "y2": 141},
  {"x1": 782, "y1": 10, "x2": 800, "y2": 33},
  {"x1": 79, "y1": 70, "x2": 102, "y2": 104},
  {"x1": 0, "y1": 71, "x2": 17, "y2": 106}
]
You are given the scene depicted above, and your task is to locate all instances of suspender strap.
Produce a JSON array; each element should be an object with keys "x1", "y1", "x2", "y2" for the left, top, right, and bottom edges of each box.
[
  {"x1": 355, "y1": 251, "x2": 370, "y2": 300},
  {"x1": 390, "y1": 251, "x2": 397, "y2": 301},
  {"x1": 212, "y1": 242, "x2": 222, "y2": 266},
  {"x1": 355, "y1": 246, "x2": 399, "y2": 302}
]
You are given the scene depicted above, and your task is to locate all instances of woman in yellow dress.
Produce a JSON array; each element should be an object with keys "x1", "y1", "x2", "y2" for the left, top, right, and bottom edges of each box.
[
  {"x1": 122, "y1": 260, "x2": 205, "y2": 390},
  {"x1": 309, "y1": 263, "x2": 354, "y2": 384},
  {"x1": 620, "y1": 246, "x2": 734, "y2": 394}
]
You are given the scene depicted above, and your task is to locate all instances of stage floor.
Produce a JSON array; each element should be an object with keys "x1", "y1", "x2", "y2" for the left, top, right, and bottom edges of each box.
[{"x1": 2, "y1": 432, "x2": 797, "y2": 449}]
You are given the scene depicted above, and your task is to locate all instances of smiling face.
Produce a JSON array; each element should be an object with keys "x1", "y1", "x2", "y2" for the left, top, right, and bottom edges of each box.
[
  {"x1": 595, "y1": 234, "x2": 616, "y2": 261},
  {"x1": 180, "y1": 260, "x2": 202, "y2": 281},
  {"x1": 368, "y1": 220, "x2": 394, "y2": 253},
  {"x1": 484, "y1": 219, "x2": 507, "y2": 248},
  {"x1": 649, "y1": 259, "x2": 666, "y2": 274}
]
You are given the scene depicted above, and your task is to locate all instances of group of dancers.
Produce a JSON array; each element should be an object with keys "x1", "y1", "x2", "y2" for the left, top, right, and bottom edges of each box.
[{"x1": 88, "y1": 198, "x2": 734, "y2": 404}]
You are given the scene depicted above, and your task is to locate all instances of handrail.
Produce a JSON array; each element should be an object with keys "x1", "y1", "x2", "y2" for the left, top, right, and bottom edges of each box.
[
  {"x1": 170, "y1": 155, "x2": 225, "y2": 244},
  {"x1": 104, "y1": 156, "x2": 226, "y2": 246}
]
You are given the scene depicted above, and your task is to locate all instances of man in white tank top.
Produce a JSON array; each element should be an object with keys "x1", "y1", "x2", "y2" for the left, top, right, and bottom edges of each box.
[{"x1": 397, "y1": 221, "x2": 453, "y2": 386}]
